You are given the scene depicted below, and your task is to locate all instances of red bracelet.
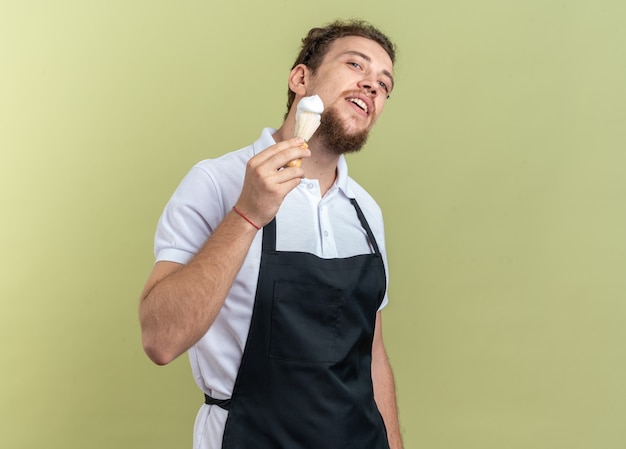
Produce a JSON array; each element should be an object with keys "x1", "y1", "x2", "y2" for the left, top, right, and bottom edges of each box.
[{"x1": 232, "y1": 206, "x2": 261, "y2": 230}]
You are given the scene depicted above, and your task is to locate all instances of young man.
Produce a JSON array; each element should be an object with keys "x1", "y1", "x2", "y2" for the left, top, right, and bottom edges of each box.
[{"x1": 140, "y1": 20, "x2": 403, "y2": 449}]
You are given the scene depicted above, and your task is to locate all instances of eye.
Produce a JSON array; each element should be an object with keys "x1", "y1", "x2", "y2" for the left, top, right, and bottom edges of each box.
[
  {"x1": 348, "y1": 61, "x2": 362, "y2": 70},
  {"x1": 378, "y1": 80, "x2": 389, "y2": 92}
]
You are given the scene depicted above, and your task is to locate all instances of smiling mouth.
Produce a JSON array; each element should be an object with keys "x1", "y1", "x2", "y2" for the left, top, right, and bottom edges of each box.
[{"x1": 347, "y1": 97, "x2": 369, "y2": 115}]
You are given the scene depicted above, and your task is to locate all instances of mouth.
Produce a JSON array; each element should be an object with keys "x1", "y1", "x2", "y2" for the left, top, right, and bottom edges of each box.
[{"x1": 346, "y1": 96, "x2": 371, "y2": 117}]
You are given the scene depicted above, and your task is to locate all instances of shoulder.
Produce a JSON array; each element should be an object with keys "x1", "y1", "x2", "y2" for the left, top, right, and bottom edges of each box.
[
  {"x1": 154, "y1": 145, "x2": 254, "y2": 263},
  {"x1": 190, "y1": 128, "x2": 275, "y2": 186},
  {"x1": 191, "y1": 145, "x2": 254, "y2": 185},
  {"x1": 346, "y1": 177, "x2": 383, "y2": 220}
]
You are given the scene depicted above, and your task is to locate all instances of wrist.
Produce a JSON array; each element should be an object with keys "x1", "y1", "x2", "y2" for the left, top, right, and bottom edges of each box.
[{"x1": 232, "y1": 206, "x2": 261, "y2": 230}]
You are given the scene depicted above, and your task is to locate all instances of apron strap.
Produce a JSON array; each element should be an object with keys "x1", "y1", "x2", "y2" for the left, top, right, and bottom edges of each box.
[
  {"x1": 204, "y1": 394, "x2": 231, "y2": 411},
  {"x1": 262, "y1": 218, "x2": 277, "y2": 251},
  {"x1": 350, "y1": 198, "x2": 381, "y2": 255}
]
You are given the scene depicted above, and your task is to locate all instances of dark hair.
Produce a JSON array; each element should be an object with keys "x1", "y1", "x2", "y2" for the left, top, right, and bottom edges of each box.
[{"x1": 285, "y1": 19, "x2": 397, "y2": 117}]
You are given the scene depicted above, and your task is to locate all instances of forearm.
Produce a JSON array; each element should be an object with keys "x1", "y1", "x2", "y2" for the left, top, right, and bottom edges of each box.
[
  {"x1": 140, "y1": 137, "x2": 310, "y2": 365},
  {"x1": 373, "y1": 354, "x2": 403, "y2": 449},
  {"x1": 372, "y1": 314, "x2": 403, "y2": 449},
  {"x1": 139, "y1": 210, "x2": 258, "y2": 365}
]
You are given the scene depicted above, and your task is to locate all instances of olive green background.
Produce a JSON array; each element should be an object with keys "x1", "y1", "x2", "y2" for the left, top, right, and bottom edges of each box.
[{"x1": 1, "y1": 1, "x2": 625, "y2": 448}]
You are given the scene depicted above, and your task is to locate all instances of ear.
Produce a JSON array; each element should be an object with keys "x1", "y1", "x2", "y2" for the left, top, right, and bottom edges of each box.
[{"x1": 287, "y1": 63, "x2": 310, "y2": 97}]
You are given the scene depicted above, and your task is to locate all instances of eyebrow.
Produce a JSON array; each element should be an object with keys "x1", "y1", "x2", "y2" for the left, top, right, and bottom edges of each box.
[{"x1": 341, "y1": 50, "x2": 395, "y2": 91}]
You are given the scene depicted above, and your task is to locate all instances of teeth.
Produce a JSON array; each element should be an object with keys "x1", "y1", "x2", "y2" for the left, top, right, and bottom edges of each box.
[{"x1": 349, "y1": 98, "x2": 368, "y2": 113}]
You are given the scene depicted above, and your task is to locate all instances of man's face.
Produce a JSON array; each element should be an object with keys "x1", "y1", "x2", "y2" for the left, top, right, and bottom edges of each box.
[{"x1": 305, "y1": 36, "x2": 395, "y2": 154}]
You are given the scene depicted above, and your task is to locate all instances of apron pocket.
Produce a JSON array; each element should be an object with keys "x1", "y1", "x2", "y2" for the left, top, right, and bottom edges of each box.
[{"x1": 269, "y1": 280, "x2": 342, "y2": 363}]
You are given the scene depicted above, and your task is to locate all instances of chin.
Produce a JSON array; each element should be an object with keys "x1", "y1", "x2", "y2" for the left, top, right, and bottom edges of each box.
[{"x1": 318, "y1": 109, "x2": 370, "y2": 155}]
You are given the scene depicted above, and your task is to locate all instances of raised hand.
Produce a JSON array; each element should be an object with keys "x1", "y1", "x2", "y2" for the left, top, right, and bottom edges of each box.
[{"x1": 234, "y1": 137, "x2": 310, "y2": 227}]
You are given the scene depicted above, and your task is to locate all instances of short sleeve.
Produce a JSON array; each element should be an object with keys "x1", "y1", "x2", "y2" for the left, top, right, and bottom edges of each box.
[{"x1": 154, "y1": 165, "x2": 225, "y2": 264}]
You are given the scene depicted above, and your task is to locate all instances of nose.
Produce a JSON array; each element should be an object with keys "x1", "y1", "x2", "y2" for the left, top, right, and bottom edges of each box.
[{"x1": 358, "y1": 77, "x2": 378, "y2": 97}]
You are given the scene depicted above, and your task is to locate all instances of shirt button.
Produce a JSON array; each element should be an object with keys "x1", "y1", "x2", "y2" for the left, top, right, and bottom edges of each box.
[
  {"x1": 323, "y1": 230, "x2": 329, "y2": 237},
  {"x1": 307, "y1": 183, "x2": 314, "y2": 189}
]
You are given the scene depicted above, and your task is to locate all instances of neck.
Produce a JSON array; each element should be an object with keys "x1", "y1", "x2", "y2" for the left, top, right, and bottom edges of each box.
[{"x1": 273, "y1": 121, "x2": 340, "y2": 197}]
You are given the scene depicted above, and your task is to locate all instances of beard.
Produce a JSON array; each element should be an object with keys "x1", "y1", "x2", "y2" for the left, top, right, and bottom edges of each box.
[{"x1": 315, "y1": 106, "x2": 371, "y2": 155}]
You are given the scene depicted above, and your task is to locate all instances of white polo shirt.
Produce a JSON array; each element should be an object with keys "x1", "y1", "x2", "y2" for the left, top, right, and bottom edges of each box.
[{"x1": 154, "y1": 128, "x2": 390, "y2": 449}]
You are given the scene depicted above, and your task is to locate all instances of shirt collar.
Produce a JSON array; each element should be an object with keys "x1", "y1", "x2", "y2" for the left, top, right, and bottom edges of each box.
[
  {"x1": 252, "y1": 128, "x2": 278, "y2": 155},
  {"x1": 335, "y1": 154, "x2": 353, "y2": 198}
]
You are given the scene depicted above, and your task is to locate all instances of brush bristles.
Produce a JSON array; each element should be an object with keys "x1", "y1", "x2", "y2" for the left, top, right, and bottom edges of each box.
[{"x1": 294, "y1": 111, "x2": 322, "y2": 141}]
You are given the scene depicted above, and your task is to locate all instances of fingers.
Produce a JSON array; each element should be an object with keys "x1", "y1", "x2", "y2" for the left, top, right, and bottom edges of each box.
[
  {"x1": 249, "y1": 137, "x2": 310, "y2": 172},
  {"x1": 244, "y1": 137, "x2": 310, "y2": 190},
  {"x1": 236, "y1": 137, "x2": 311, "y2": 226}
]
